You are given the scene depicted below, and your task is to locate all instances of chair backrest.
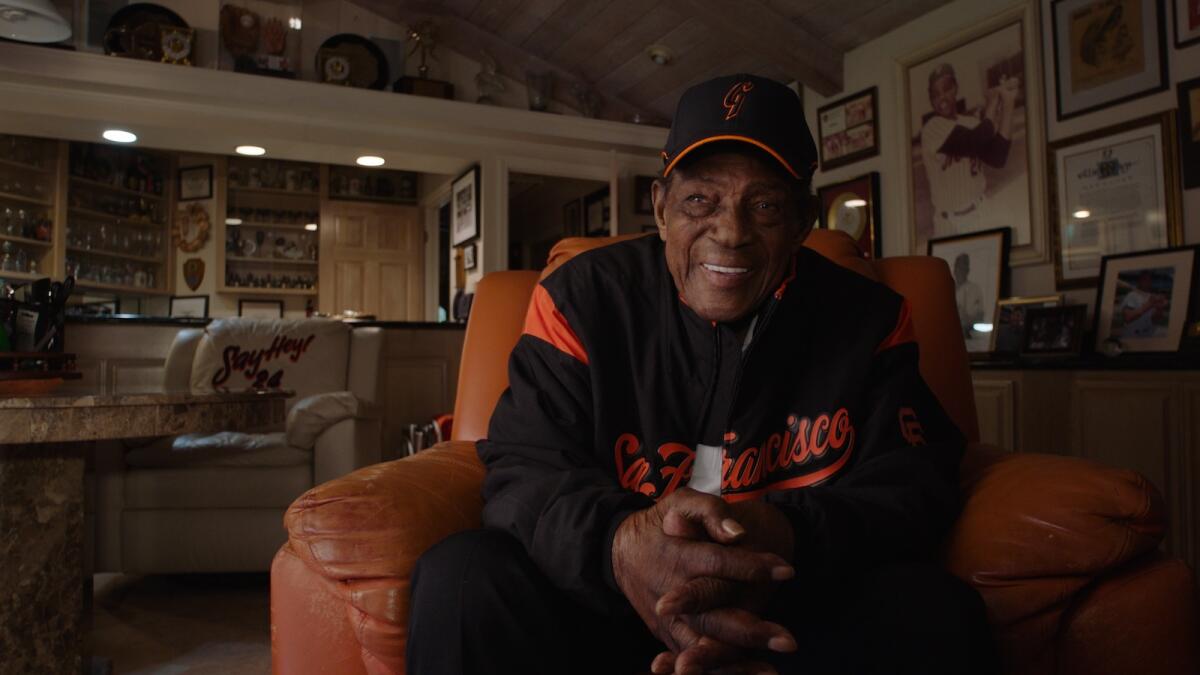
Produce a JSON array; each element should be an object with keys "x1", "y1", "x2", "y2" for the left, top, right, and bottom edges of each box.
[{"x1": 452, "y1": 230, "x2": 978, "y2": 443}]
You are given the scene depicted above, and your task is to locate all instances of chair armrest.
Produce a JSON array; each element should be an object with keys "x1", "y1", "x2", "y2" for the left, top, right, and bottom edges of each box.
[
  {"x1": 286, "y1": 391, "x2": 378, "y2": 450},
  {"x1": 945, "y1": 444, "x2": 1166, "y2": 629},
  {"x1": 286, "y1": 439, "x2": 484, "y2": 583}
]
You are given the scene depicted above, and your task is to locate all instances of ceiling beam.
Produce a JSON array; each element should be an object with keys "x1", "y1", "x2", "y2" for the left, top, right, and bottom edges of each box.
[
  {"x1": 345, "y1": 0, "x2": 658, "y2": 123},
  {"x1": 662, "y1": 0, "x2": 844, "y2": 96}
]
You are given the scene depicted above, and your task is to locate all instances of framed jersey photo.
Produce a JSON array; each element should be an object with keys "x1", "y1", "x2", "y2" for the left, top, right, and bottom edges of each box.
[
  {"x1": 899, "y1": 3, "x2": 1048, "y2": 267},
  {"x1": 817, "y1": 172, "x2": 881, "y2": 258}
]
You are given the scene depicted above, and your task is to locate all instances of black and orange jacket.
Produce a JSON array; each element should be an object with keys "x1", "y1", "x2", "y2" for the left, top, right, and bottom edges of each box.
[{"x1": 477, "y1": 235, "x2": 965, "y2": 614}]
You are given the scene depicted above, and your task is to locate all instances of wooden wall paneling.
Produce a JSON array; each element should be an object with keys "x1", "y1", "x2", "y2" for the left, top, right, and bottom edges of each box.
[
  {"x1": 971, "y1": 375, "x2": 1016, "y2": 451},
  {"x1": 379, "y1": 328, "x2": 466, "y2": 460},
  {"x1": 323, "y1": 202, "x2": 422, "y2": 320},
  {"x1": 575, "y1": 4, "x2": 684, "y2": 82},
  {"x1": 1015, "y1": 371, "x2": 1072, "y2": 456},
  {"x1": 379, "y1": 263, "x2": 409, "y2": 322},
  {"x1": 334, "y1": 261, "x2": 368, "y2": 316},
  {"x1": 1071, "y1": 376, "x2": 1183, "y2": 557},
  {"x1": 495, "y1": 0, "x2": 570, "y2": 46}
]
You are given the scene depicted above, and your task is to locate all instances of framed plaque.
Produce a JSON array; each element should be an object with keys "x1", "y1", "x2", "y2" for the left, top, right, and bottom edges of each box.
[
  {"x1": 1047, "y1": 112, "x2": 1182, "y2": 288},
  {"x1": 178, "y1": 165, "x2": 212, "y2": 201},
  {"x1": 816, "y1": 87, "x2": 879, "y2": 171},
  {"x1": 1050, "y1": 0, "x2": 1169, "y2": 120},
  {"x1": 817, "y1": 172, "x2": 881, "y2": 258}
]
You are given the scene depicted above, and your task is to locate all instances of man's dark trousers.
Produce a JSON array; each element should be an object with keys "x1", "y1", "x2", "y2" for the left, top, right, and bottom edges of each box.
[{"x1": 407, "y1": 529, "x2": 998, "y2": 675}]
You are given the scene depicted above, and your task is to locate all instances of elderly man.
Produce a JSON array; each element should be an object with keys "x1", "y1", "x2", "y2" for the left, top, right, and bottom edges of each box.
[{"x1": 407, "y1": 75, "x2": 995, "y2": 675}]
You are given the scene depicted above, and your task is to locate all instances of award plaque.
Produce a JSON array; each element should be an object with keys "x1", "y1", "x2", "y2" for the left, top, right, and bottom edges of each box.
[{"x1": 817, "y1": 172, "x2": 881, "y2": 258}]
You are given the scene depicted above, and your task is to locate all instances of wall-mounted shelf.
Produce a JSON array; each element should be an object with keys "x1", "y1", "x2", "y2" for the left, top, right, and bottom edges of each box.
[{"x1": 221, "y1": 286, "x2": 317, "y2": 296}]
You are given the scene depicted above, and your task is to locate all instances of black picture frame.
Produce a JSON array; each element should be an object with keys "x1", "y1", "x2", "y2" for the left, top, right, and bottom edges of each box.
[
  {"x1": 927, "y1": 227, "x2": 1012, "y2": 355},
  {"x1": 177, "y1": 165, "x2": 212, "y2": 201},
  {"x1": 633, "y1": 175, "x2": 656, "y2": 215},
  {"x1": 1020, "y1": 304, "x2": 1088, "y2": 357},
  {"x1": 463, "y1": 242, "x2": 478, "y2": 270},
  {"x1": 816, "y1": 86, "x2": 879, "y2": 171},
  {"x1": 1050, "y1": 0, "x2": 1170, "y2": 121},
  {"x1": 1175, "y1": 0, "x2": 1200, "y2": 48},
  {"x1": 238, "y1": 298, "x2": 284, "y2": 318},
  {"x1": 169, "y1": 294, "x2": 209, "y2": 318},
  {"x1": 583, "y1": 187, "x2": 611, "y2": 237},
  {"x1": 1179, "y1": 76, "x2": 1200, "y2": 190},
  {"x1": 451, "y1": 165, "x2": 480, "y2": 247},
  {"x1": 1092, "y1": 245, "x2": 1200, "y2": 353}
]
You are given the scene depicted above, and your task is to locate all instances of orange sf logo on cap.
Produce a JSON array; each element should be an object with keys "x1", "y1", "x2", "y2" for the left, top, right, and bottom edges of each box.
[{"x1": 722, "y1": 81, "x2": 754, "y2": 120}]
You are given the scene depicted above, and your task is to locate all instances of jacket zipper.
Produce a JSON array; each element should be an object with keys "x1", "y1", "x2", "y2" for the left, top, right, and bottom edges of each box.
[{"x1": 718, "y1": 294, "x2": 781, "y2": 496}]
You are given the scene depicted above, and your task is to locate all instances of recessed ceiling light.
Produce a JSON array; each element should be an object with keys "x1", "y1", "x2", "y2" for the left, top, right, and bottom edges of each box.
[
  {"x1": 844, "y1": 199, "x2": 867, "y2": 208},
  {"x1": 102, "y1": 129, "x2": 137, "y2": 143},
  {"x1": 1072, "y1": 209, "x2": 1091, "y2": 219},
  {"x1": 356, "y1": 155, "x2": 385, "y2": 167},
  {"x1": 236, "y1": 145, "x2": 266, "y2": 156},
  {"x1": 226, "y1": 217, "x2": 243, "y2": 225},
  {"x1": 304, "y1": 223, "x2": 318, "y2": 231}
]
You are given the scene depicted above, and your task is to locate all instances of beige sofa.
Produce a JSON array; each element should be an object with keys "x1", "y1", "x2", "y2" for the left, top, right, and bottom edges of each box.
[{"x1": 90, "y1": 318, "x2": 384, "y2": 574}]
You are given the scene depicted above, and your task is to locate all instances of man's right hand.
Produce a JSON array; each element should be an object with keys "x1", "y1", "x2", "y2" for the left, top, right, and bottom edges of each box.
[{"x1": 611, "y1": 488, "x2": 796, "y2": 673}]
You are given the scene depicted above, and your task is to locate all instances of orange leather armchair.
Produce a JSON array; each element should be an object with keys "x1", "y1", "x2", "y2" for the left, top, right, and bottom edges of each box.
[{"x1": 271, "y1": 231, "x2": 1199, "y2": 675}]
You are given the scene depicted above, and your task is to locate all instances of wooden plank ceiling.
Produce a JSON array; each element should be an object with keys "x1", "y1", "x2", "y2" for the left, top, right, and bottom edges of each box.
[{"x1": 348, "y1": 0, "x2": 955, "y2": 124}]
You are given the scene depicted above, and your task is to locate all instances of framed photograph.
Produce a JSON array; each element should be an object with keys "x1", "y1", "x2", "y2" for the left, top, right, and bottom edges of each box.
[
  {"x1": 169, "y1": 294, "x2": 209, "y2": 318},
  {"x1": 817, "y1": 86, "x2": 879, "y2": 170},
  {"x1": 991, "y1": 294, "x2": 1064, "y2": 354},
  {"x1": 238, "y1": 299, "x2": 284, "y2": 319},
  {"x1": 584, "y1": 187, "x2": 611, "y2": 237},
  {"x1": 900, "y1": 4, "x2": 1047, "y2": 266},
  {"x1": 1047, "y1": 112, "x2": 1182, "y2": 288},
  {"x1": 1094, "y1": 245, "x2": 1199, "y2": 352},
  {"x1": 451, "y1": 165, "x2": 480, "y2": 246},
  {"x1": 1177, "y1": 0, "x2": 1200, "y2": 48},
  {"x1": 1050, "y1": 0, "x2": 1169, "y2": 120},
  {"x1": 634, "y1": 176, "x2": 656, "y2": 215},
  {"x1": 928, "y1": 227, "x2": 1012, "y2": 355},
  {"x1": 462, "y1": 242, "x2": 478, "y2": 270},
  {"x1": 1179, "y1": 76, "x2": 1200, "y2": 189},
  {"x1": 817, "y1": 172, "x2": 881, "y2": 258},
  {"x1": 177, "y1": 165, "x2": 212, "y2": 201},
  {"x1": 1021, "y1": 305, "x2": 1088, "y2": 357},
  {"x1": 562, "y1": 198, "x2": 582, "y2": 237}
]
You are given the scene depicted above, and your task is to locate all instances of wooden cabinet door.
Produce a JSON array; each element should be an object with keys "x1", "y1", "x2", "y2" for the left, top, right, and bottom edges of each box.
[{"x1": 319, "y1": 202, "x2": 423, "y2": 320}]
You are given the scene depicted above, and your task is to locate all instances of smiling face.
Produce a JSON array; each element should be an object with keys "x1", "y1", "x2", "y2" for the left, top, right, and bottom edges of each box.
[
  {"x1": 652, "y1": 149, "x2": 813, "y2": 323},
  {"x1": 929, "y1": 73, "x2": 959, "y2": 120}
]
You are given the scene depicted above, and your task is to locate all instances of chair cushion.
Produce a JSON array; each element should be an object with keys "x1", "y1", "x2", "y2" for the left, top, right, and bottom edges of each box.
[
  {"x1": 125, "y1": 431, "x2": 311, "y2": 469},
  {"x1": 286, "y1": 392, "x2": 366, "y2": 450},
  {"x1": 189, "y1": 318, "x2": 350, "y2": 404}
]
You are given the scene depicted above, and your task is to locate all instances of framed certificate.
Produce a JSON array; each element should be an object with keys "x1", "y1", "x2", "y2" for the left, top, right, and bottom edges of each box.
[
  {"x1": 816, "y1": 172, "x2": 881, "y2": 258},
  {"x1": 1047, "y1": 112, "x2": 1182, "y2": 288}
]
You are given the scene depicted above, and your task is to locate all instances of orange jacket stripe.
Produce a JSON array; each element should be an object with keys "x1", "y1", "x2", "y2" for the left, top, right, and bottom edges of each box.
[
  {"x1": 524, "y1": 284, "x2": 589, "y2": 365},
  {"x1": 875, "y1": 299, "x2": 916, "y2": 355},
  {"x1": 662, "y1": 134, "x2": 801, "y2": 179},
  {"x1": 722, "y1": 443, "x2": 855, "y2": 502}
]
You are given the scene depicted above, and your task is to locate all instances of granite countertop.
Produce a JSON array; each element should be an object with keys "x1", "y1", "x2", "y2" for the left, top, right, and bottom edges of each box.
[
  {"x1": 971, "y1": 352, "x2": 1200, "y2": 371},
  {"x1": 0, "y1": 389, "x2": 291, "y2": 409},
  {"x1": 66, "y1": 315, "x2": 465, "y2": 329}
]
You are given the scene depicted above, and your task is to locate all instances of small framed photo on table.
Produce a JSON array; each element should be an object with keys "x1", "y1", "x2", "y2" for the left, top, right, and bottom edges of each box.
[
  {"x1": 178, "y1": 165, "x2": 213, "y2": 201},
  {"x1": 451, "y1": 165, "x2": 480, "y2": 246},
  {"x1": 1049, "y1": 0, "x2": 1169, "y2": 120},
  {"x1": 817, "y1": 86, "x2": 879, "y2": 171},
  {"x1": 1021, "y1": 305, "x2": 1088, "y2": 357},
  {"x1": 238, "y1": 299, "x2": 284, "y2": 319},
  {"x1": 991, "y1": 295, "x2": 1064, "y2": 354},
  {"x1": 1093, "y1": 246, "x2": 1199, "y2": 353},
  {"x1": 169, "y1": 295, "x2": 209, "y2": 318},
  {"x1": 817, "y1": 172, "x2": 881, "y2": 258},
  {"x1": 928, "y1": 227, "x2": 1011, "y2": 355}
]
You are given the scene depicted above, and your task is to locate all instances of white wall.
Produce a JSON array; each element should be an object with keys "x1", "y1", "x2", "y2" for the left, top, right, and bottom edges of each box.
[{"x1": 806, "y1": 0, "x2": 1199, "y2": 314}]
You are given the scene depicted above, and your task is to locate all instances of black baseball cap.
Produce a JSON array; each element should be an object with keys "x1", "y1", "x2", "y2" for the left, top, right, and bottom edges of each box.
[{"x1": 662, "y1": 74, "x2": 817, "y2": 182}]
